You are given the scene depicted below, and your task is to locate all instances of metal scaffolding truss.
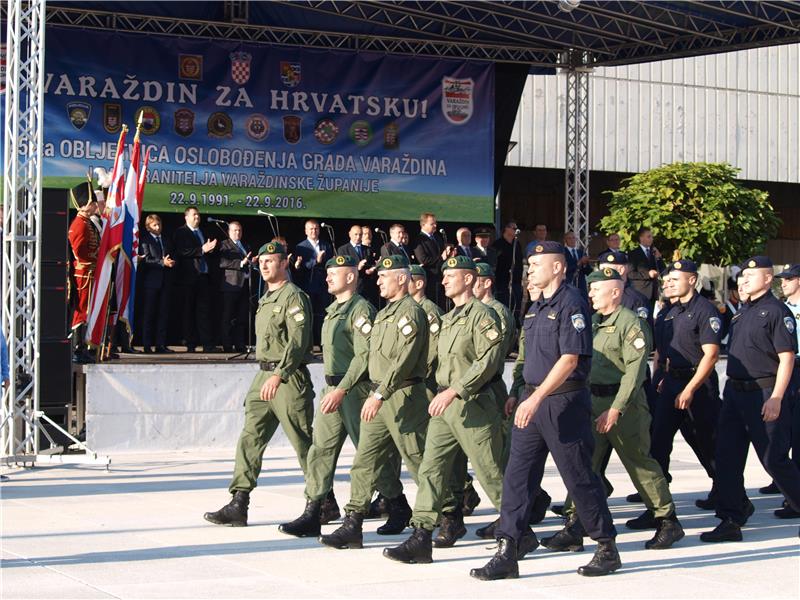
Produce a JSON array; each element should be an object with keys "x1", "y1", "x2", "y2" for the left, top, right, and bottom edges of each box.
[
  {"x1": 564, "y1": 52, "x2": 591, "y2": 250},
  {"x1": 1, "y1": 0, "x2": 108, "y2": 467}
]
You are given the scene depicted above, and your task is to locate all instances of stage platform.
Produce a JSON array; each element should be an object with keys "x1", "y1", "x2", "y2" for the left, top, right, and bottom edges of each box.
[{"x1": 2, "y1": 440, "x2": 798, "y2": 599}]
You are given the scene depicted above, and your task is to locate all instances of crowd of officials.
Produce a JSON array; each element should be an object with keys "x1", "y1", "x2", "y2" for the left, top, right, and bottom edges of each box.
[{"x1": 68, "y1": 191, "x2": 800, "y2": 578}]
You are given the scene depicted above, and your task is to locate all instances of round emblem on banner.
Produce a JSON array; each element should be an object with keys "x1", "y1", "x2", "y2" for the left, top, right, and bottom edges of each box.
[
  {"x1": 349, "y1": 120, "x2": 373, "y2": 147},
  {"x1": 603, "y1": 267, "x2": 613, "y2": 277},
  {"x1": 135, "y1": 106, "x2": 161, "y2": 135},
  {"x1": 447, "y1": 258, "x2": 457, "y2": 267},
  {"x1": 314, "y1": 118, "x2": 339, "y2": 145},
  {"x1": 245, "y1": 113, "x2": 269, "y2": 141},
  {"x1": 748, "y1": 260, "x2": 756, "y2": 268},
  {"x1": 382, "y1": 258, "x2": 392, "y2": 268},
  {"x1": 535, "y1": 245, "x2": 543, "y2": 253},
  {"x1": 336, "y1": 256, "x2": 345, "y2": 265},
  {"x1": 208, "y1": 111, "x2": 233, "y2": 138}
]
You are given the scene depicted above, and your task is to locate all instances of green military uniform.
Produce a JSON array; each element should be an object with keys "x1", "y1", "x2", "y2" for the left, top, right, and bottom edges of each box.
[
  {"x1": 230, "y1": 242, "x2": 315, "y2": 494},
  {"x1": 343, "y1": 256, "x2": 431, "y2": 515},
  {"x1": 563, "y1": 269, "x2": 674, "y2": 520},
  {"x1": 409, "y1": 256, "x2": 506, "y2": 531},
  {"x1": 410, "y1": 264, "x2": 444, "y2": 396},
  {"x1": 304, "y1": 257, "x2": 404, "y2": 502}
]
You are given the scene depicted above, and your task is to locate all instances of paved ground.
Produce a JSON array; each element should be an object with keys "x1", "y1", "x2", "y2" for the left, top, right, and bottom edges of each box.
[{"x1": 2, "y1": 440, "x2": 798, "y2": 599}]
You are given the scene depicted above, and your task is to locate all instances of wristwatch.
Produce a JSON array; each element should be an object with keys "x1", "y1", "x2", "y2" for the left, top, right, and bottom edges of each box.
[{"x1": 373, "y1": 391, "x2": 384, "y2": 401}]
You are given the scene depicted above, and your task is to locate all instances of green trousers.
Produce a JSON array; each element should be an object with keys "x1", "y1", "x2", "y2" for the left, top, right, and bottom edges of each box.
[
  {"x1": 343, "y1": 383, "x2": 430, "y2": 514},
  {"x1": 304, "y1": 382, "x2": 403, "y2": 501},
  {"x1": 564, "y1": 393, "x2": 674, "y2": 519},
  {"x1": 229, "y1": 367, "x2": 315, "y2": 493},
  {"x1": 410, "y1": 391, "x2": 505, "y2": 531}
]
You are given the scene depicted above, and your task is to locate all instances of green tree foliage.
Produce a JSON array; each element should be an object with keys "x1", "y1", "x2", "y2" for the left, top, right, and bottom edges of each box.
[{"x1": 599, "y1": 163, "x2": 780, "y2": 265}]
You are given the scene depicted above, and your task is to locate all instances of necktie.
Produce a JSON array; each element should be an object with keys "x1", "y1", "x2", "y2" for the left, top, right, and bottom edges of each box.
[
  {"x1": 572, "y1": 248, "x2": 578, "y2": 261},
  {"x1": 156, "y1": 235, "x2": 163, "y2": 255},
  {"x1": 400, "y1": 246, "x2": 409, "y2": 261},
  {"x1": 462, "y1": 246, "x2": 471, "y2": 258},
  {"x1": 356, "y1": 244, "x2": 362, "y2": 259},
  {"x1": 193, "y1": 229, "x2": 208, "y2": 274},
  {"x1": 236, "y1": 240, "x2": 245, "y2": 255}
]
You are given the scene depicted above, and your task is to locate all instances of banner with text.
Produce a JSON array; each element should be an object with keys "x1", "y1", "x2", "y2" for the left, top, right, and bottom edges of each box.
[{"x1": 43, "y1": 28, "x2": 495, "y2": 222}]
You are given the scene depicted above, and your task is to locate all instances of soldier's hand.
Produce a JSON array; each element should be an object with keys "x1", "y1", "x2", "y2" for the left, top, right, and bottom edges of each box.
[
  {"x1": 321, "y1": 388, "x2": 346, "y2": 414},
  {"x1": 514, "y1": 396, "x2": 541, "y2": 429},
  {"x1": 429, "y1": 388, "x2": 458, "y2": 417},
  {"x1": 595, "y1": 408, "x2": 620, "y2": 433},
  {"x1": 259, "y1": 374, "x2": 282, "y2": 401},
  {"x1": 762, "y1": 396, "x2": 782, "y2": 422},
  {"x1": 504, "y1": 396, "x2": 518, "y2": 417},
  {"x1": 361, "y1": 395, "x2": 383, "y2": 422},
  {"x1": 675, "y1": 388, "x2": 694, "y2": 410}
]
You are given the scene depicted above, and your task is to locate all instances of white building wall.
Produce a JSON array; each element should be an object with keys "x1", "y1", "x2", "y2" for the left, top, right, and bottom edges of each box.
[{"x1": 507, "y1": 44, "x2": 800, "y2": 184}]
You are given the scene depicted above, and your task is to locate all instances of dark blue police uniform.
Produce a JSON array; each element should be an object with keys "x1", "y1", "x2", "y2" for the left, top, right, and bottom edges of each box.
[
  {"x1": 497, "y1": 272, "x2": 616, "y2": 544},
  {"x1": 714, "y1": 259, "x2": 800, "y2": 525},
  {"x1": 651, "y1": 267, "x2": 721, "y2": 486}
]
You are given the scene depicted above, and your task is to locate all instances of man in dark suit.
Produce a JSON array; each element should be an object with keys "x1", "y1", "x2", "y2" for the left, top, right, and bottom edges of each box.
[
  {"x1": 472, "y1": 227, "x2": 498, "y2": 269},
  {"x1": 492, "y1": 222, "x2": 523, "y2": 318},
  {"x1": 218, "y1": 221, "x2": 253, "y2": 352},
  {"x1": 628, "y1": 226, "x2": 665, "y2": 308},
  {"x1": 563, "y1": 230, "x2": 592, "y2": 295},
  {"x1": 379, "y1": 223, "x2": 413, "y2": 262},
  {"x1": 604, "y1": 232, "x2": 622, "y2": 253},
  {"x1": 360, "y1": 225, "x2": 380, "y2": 307},
  {"x1": 138, "y1": 214, "x2": 175, "y2": 354},
  {"x1": 455, "y1": 227, "x2": 474, "y2": 259},
  {"x1": 337, "y1": 224, "x2": 369, "y2": 276},
  {"x1": 414, "y1": 212, "x2": 451, "y2": 308},
  {"x1": 294, "y1": 219, "x2": 333, "y2": 346},
  {"x1": 173, "y1": 206, "x2": 218, "y2": 352}
]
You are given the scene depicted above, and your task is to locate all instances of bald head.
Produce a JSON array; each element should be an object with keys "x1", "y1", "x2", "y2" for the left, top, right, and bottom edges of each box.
[{"x1": 589, "y1": 279, "x2": 624, "y2": 314}]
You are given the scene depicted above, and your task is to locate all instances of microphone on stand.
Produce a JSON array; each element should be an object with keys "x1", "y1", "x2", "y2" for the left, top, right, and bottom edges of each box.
[
  {"x1": 374, "y1": 227, "x2": 388, "y2": 246},
  {"x1": 256, "y1": 210, "x2": 279, "y2": 240},
  {"x1": 207, "y1": 217, "x2": 229, "y2": 224},
  {"x1": 320, "y1": 222, "x2": 336, "y2": 254}
]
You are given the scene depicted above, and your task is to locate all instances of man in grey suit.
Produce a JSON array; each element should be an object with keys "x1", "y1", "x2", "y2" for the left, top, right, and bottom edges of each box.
[{"x1": 219, "y1": 221, "x2": 253, "y2": 352}]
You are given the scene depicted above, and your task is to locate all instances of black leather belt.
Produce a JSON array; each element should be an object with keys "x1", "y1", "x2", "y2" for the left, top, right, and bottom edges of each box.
[
  {"x1": 729, "y1": 377, "x2": 776, "y2": 392},
  {"x1": 325, "y1": 374, "x2": 345, "y2": 386},
  {"x1": 590, "y1": 383, "x2": 620, "y2": 397},
  {"x1": 369, "y1": 377, "x2": 422, "y2": 393},
  {"x1": 667, "y1": 366, "x2": 696, "y2": 381},
  {"x1": 259, "y1": 361, "x2": 279, "y2": 371},
  {"x1": 523, "y1": 380, "x2": 587, "y2": 396}
]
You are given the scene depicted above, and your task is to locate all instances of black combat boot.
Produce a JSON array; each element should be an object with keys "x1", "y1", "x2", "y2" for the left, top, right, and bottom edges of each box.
[
  {"x1": 551, "y1": 504, "x2": 565, "y2": 516},
  {"x1": 319, "y1": 512, "x2": 364, "y2": 549},
  {"x1": 278, "y1": 499, "x2": 321, "y2": 538},
  {"x1": 759, "y1": 481, "x2": 780, "y2": 494},
  {"x1": 626, "y1": 492, "x2": 642, "y2": 503},
  {"x1": 529, "y1": 489, "x2": 552, "y2": 525},
  {"x1": 383, "y1": 527, "x2": 433, "y2": 563},
  {"x1": 433, "y1": 508, "x2": 467, "y2": 548},
  {"x1": 517, "y1": 528, "x2": 539, "y2": 560},
  {"x1": 469, "y1": 537, "x2": 519, "y2": 581},
  {"x1": 203, "y1": 491, "x2": 249, "y2": 527},
  {"x1": 645, "y1": 513, "x2": 685, "y2": 549},
  {"x1": 699, "y1": 518, "x2": 742, "y2": 543},
  {"x1": 694, "y1": 488, "x2": 718, "y2": 510},
  {"x1": 461, "y1": 482, "x2": 481, "y2": 516},
  {"x1": 625, "y1": 509, "x2": 658, "y2": 530},
  {"x1": 475, "y1": 517, "x2": 499, "y2": 539},
  {"x1": 541, "y1": 514, "x2": 585, "y2": 552},
  {"x1": 577, "y1": 539, "x2": 621, "y2": 576},
  {"x1": 366, "y1": 493, "x2": 389, "y2": 519},
  {"x1": 377, "y1": 493, "x2": 412, "y2": 535},
  {"x1": 320, "y1": 490, "x2": 341, "y2": 524}
]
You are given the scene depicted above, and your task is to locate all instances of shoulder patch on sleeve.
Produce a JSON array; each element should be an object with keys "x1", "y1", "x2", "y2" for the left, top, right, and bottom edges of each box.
[
  {"x1": 430, "y1": 322, "x2": 440, "y2": 334},
  {"x1": 785, "y1": 316, "x2": 796, "y2": 334},
  {"x1": 293, "y1": 312, "x2": 305, "y2": 322},
  {"x1": 288, "y1": 305, "x2": 302, "y2": 315},
  {"x1": 400, "y1": 323, "x2": 415, "y2": 337},
  {"x1": 636, "y1": 306, "x2": 649, "y2": 319},
  {"x1": 361, "y1": 322, "x2": 372, "y2": 334},
  {"x1": 355, "y1": 315, "x2": 366, "y2": 328},
  {"x1": 478, "y1": 317, "x2": 493, "y2": 329},
  {"x1": 632, "y1": 336, "x2": 646, "y2": 350},
  {"x1": 485, "y1": 328, "x2": 500, "y2": 341},
  {"x1": 571, "y1": 313, "x2": 586, "y2": 332},
  {"x1": 709, "y1": 316, "x2": 722, "y2": 333}
]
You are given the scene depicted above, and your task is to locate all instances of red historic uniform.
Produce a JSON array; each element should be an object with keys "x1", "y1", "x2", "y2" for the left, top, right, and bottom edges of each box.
[{"x1": 68, "y1": 213, "x2": 100, "y2": 329}]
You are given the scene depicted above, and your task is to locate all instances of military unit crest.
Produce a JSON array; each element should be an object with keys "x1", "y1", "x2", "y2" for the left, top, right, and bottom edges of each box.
[
  {"x1": 179, "y1": 54, "x2": 203, "y2": 80},
  {"x1": 67, "y1": 101, "x2": 91, "y2": 130},
  {"x1": 207, "y1": 112, "x2": 233, "y2": 139},
  {"x1": 174, "y1": 108, "x2": 195, "y2": 137},
  {"x1": 103, "y1": 103, "x2": 122, "y2": 134},
  {"x1": 280, "y1": 61, "x2": 301, "y2": 87}
]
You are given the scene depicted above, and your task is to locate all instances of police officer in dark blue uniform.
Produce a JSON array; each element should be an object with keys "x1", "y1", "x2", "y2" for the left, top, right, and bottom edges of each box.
[
  {"x1": 701, "y1": 256, "x2": 800, "y2": 542},
  {"x1": 471, "y1": 241, "x2": 619, "y2": 581},
  {"x1": 638, "y1": 259, "x2": 723, "y2": 526}
]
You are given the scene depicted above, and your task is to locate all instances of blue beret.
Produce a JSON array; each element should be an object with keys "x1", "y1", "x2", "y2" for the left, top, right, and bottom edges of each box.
[
  {"x1": 667, "y1": 259, "x2": 698, "y2": 274},
  {"x1": 597, "y1": 250, "x2": 628, "y2": 265},
  {"x1": 776, "y1": 264, "x2": 800, "y2": 278},
  {"x1": 528, "y1": 241, "x2": 565, "y2": 257},
  {"x1": 741, "y1": 256, "x2": 773, "y2": 271}
]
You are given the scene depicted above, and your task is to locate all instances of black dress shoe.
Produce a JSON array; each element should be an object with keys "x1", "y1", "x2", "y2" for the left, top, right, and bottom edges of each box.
[
  {"x1": 626, "y1": 492, "x2": 642, "y2": 503},
  {"x1": 203, "y1": 345, "x2": 219, "y2": 353},
  {"x1": 155, "y1": 346, "x2": 175, "y2": 353},
  {"x1": 577, "y1": 540, "x2": 621, "y2": 576},
  {"x1": 204, "y1": 491, "x2": 249, "y2": 527},
  {"x1": 775, "y1": 504, "x2": 800, "y2": 519},
  {"x1": 143, "y1": 346, "x2": 154, "y2": 354},
  {"x1": 700, "y1": 518, "x2": 742, "y2": 543},
  {"x1": 759, "y1": 482, "x2": 781, "y2": 494},
  {"x1": 122, "y1": 347, "x2": 140, "y2": 354},
  {"x1": 470, "y1": 537, "x2": 519, "y2": 581}
]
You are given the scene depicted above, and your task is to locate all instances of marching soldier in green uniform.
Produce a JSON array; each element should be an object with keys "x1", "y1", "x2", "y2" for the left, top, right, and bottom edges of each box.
[
  {"x1": 319, "y1": 255, "x2": 430, "y2": 549},
  {"x1": 204, "y1": 242, "x2": 315, "y2": 527},
  {"x1": 409, "y1": 264, "x2": 444, "y2": 396},
  {"x1": 383, "y1": 255, "x2": 509, "y2": 563},
  {"x1": 544, "y1": 268, "x2": 685, "y2": 551},
  {"x1": 279, "y1": 255, "x2": 409, "y2": 538}
]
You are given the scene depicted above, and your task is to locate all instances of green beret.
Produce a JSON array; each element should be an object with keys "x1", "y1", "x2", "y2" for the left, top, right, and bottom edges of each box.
[
  {"x1": 474, "y1": 262, "x2": 494, "y2": 278},
  {"x1": 325, "y1": 255, "x2": 357, "y2": 268},
  {"x1": 441, "y1": 255, "x2": 476, "y2": 272},
  {"x1": 586, "y1": 267, "x2": 623, "y2": 285},
  {"x1": 258, "y1": 241, "x2": 286, "y2": 256},
  {"x1": 409, "y1": 264, "x2": 426, "y2": 278},
  {"x1": 377, "y1": 254, "x2": 409, "y2": 271}
]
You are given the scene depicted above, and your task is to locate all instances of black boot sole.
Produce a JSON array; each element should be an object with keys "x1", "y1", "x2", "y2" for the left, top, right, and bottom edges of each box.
[
  {"x1": 382, "y1": 548, "x2": 433, "y2": 564},
  {"x1": 541, "y1": 539, "x2": 584, "y2": 552},
  {"x1": 470, "y1": 568, "x2": 519, "y2": 580},
  {"x1": 377, "y1": 523, "x2": 410, "y2": 535},
  {"x1": 578, "y1": 562, "x2": 621, "y2": 577},
  {"x1": 203, "y1": 513, "x2": 247, "y2": 527},
  {"x1": 645, "y1": 529, "x2": 685, "y2": 549},
  {"x1": 278, "y1": 525, "x2": 321, "y2": 538},
  {"x1": 318, "y1": 536, "x2": 363, "y2": 549},
  {"x1": 699, "y1": 533, "x2": 742, "y2": 543}
]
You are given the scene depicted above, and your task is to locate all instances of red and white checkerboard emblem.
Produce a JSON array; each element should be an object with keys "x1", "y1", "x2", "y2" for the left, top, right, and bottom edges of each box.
[{"x1": 230, "y1": 52, "x2": 252, "y2": 85}]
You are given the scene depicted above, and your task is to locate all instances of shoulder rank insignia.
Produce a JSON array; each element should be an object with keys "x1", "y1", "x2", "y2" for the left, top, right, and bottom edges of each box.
[
  {"x1": 288, "y1": 305, "x2": 301, "y2": 315},
  {"x1": 293, "y1": 312, "x2": 305, "y2": 322},
  {"x1": 486, "y1": 328, "x2": 499, "y2": 341},
  {"x1": 547, "y1": 311, "x2": 558, "y2": 320},
  {"x1": 272, "y1": 306, "x2": 282, "y2": 313},
  {"x1": 427, "y1": 313, "x2": 435, "y2": 323}
]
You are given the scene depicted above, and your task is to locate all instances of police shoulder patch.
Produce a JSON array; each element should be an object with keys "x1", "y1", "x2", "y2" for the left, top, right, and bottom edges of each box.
[
  {"x1": 571, "y1": 313, "x2": 586, "y2": 332},
  {"x1": 636, "y1": 306, "x2": 649, "y2": 319},
  {"x1": 785, "y1": 316, "x2": 796, "y2": 334},
  {"x1": 709, "y1": 316, "x2": 722, "y2": 333}
]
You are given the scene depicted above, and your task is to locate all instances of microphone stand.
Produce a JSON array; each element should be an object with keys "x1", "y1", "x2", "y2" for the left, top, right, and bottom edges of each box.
[
  {"x1": 228, "y1": 254, "x2": 256, "y2": 362},
  {"x1": 322, "y1": 223, "x2": 337, "y2": 255},
  {"x1": 256, "y1": 210, "x2": 279, "y2": 240}
]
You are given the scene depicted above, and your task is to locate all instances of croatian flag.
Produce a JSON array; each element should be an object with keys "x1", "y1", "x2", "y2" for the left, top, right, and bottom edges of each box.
[{"x1": 115, "y1": 134, "x2": 142, "y2": 330}]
